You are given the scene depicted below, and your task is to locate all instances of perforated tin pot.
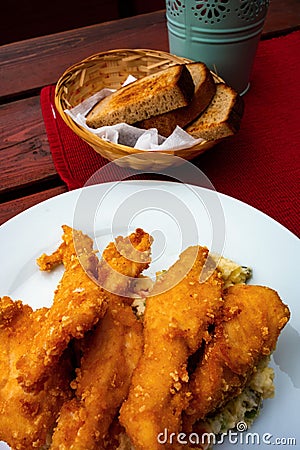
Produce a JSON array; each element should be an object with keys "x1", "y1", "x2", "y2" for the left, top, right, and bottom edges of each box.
[{"x1": 166, "y1": 0, "x2": 270, "y2": 94}]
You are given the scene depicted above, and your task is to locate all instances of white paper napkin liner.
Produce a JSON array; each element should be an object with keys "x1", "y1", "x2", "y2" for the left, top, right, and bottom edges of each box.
[
  {"x1": 150, "y1": 126, "x2": 203, "y2": 151},
  {"x1": 66, "y1": 88, "x2": 115, "y2": 118},
  {"x1": 64, "y1": 76, "x2": 204, "y2": 151}
]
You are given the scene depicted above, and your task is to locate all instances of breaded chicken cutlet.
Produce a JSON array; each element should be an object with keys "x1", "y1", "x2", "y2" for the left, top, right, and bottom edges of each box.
[
  {"x1": 0, "y1": 296, "x2": 73, "y2": 449},
  {"x1": 16, "y1": 225, "x2": 109, "y2": 392},
  {"x1": 51, "y1": 301, "x2": 143, "y2": 450},
  {"x1": 184, "y1": 284, "x2": 290, "y2": 433},
  {"x1": 98, "y1": 227, "x2": 152, "y2": 297},
  {"x1": 120, "y1": 246, "x2": 224, "y2": 450},
  {"x1": 0, "y1": 225, "x2": 291, "y2": 450},
  {"x1": 51, "y1": 229, "x2": 152, "y2": 449}
]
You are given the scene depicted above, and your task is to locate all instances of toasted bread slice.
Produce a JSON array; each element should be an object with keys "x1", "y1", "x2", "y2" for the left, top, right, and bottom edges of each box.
[
  {"x1": 86, "y1": 64, "x2": 195, "y2": 129},
  {"x1": 137, "y1": 62, "x2": 216, "y2": 137},
  {"x1": 185, "y1": 83, "x2": 244, "y2": 141}
]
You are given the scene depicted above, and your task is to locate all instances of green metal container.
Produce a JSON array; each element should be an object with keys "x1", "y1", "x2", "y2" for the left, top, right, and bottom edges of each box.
[{"x1": 166, "y1": 0, "x2": 270, "y2": 94}]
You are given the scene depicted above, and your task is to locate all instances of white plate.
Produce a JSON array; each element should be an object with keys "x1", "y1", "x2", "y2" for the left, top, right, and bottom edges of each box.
[{"x1": 0, "y1": 181, "x2": 299, "y2": 449}]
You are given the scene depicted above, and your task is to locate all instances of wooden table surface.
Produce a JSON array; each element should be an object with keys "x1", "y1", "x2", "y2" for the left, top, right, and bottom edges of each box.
[{"x1": 0, "y1": 0, "x2": 300, "y2": 225}]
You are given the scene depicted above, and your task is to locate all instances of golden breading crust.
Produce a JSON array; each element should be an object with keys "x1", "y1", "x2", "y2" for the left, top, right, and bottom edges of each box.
[
  {"x1": 0, "y1": 225, "x2": 291, "y2": 449},
  {"x1": 98, "y1": 227, "x2": 153, "y2": 297},
  {"x1": 50, "y1": 228, "x2": 152, "y2": 449},
  {"x1": 120, "y1": 246, "x2": 224, "y2": 450},
  {"x1": 16, "y1": 225, "x2": 109, "y2": 392},
  {"x1": 184, "y1": 284, "x2": 290, "y2": 429},
  {"x1": 0, "y1": 296, "x2": 73, "y2": 449},
  {"x1": 51, "y1": 301, "x2": 143, "y2": 450}
]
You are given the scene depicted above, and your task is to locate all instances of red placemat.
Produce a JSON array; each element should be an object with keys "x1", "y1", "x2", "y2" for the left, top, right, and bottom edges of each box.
[{"x1": 41, "y1": 31, "x2": 300, "y2": 237}]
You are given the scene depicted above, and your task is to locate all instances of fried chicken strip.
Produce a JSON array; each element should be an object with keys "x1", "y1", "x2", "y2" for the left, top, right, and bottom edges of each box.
[
  {"x1": 50, "y1": 228, "x2": 152, "y2": 449},
  {"x1": 98, "y1": 227, "x2": 152, "y2": 297},
  {"x1": 51, "y1": 301, "x2": 143, "y2": 450},
  {"x1": 16, "y1": 225, "x2": 109, "y2": 392},
  {"x1": 184, "y1": 284, "x2": 290, "y2": 429},
  {"x1": 119, "y1": 246, "x2": 224, "y2": 450},
  {"x1": 0, "y1": 296, "x2": 73, "y2": 449}
]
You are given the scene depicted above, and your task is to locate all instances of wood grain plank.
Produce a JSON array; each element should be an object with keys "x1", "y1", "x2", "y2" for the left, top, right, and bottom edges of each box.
[
  {"x1": 264, "y1": 0, "x2": 300, "y2": 37},
  {"x1": 1, "y1": 0, "x2": 120, "y2": 45},
  {"x1": 0, "y1": 95, "x2": 57, "y2": 194},
  {"x1": 0, "y1": 12, "x2": 168, "y2": 100},
  {"x1": 0, "y1": 186, "x2": 67, "y2": 225},
  {"x1": 1, "y1": 1, "x2": 300, "y2": 100}
]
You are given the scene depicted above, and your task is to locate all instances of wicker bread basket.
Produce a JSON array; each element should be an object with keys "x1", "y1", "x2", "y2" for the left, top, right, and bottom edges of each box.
[{"x1": 55, "y1": 49, "x2": 221, "y2": 170}]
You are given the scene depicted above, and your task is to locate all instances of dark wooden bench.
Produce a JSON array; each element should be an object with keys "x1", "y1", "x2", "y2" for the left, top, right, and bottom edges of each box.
[{"x1": 0, "y1": 0, "x2": 165, "y2": 45}]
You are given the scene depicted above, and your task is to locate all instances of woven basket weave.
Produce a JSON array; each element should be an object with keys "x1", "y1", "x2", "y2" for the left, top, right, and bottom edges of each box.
[{"x1": 55, "y1": 48, "x2": 220, "y2": 170}]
